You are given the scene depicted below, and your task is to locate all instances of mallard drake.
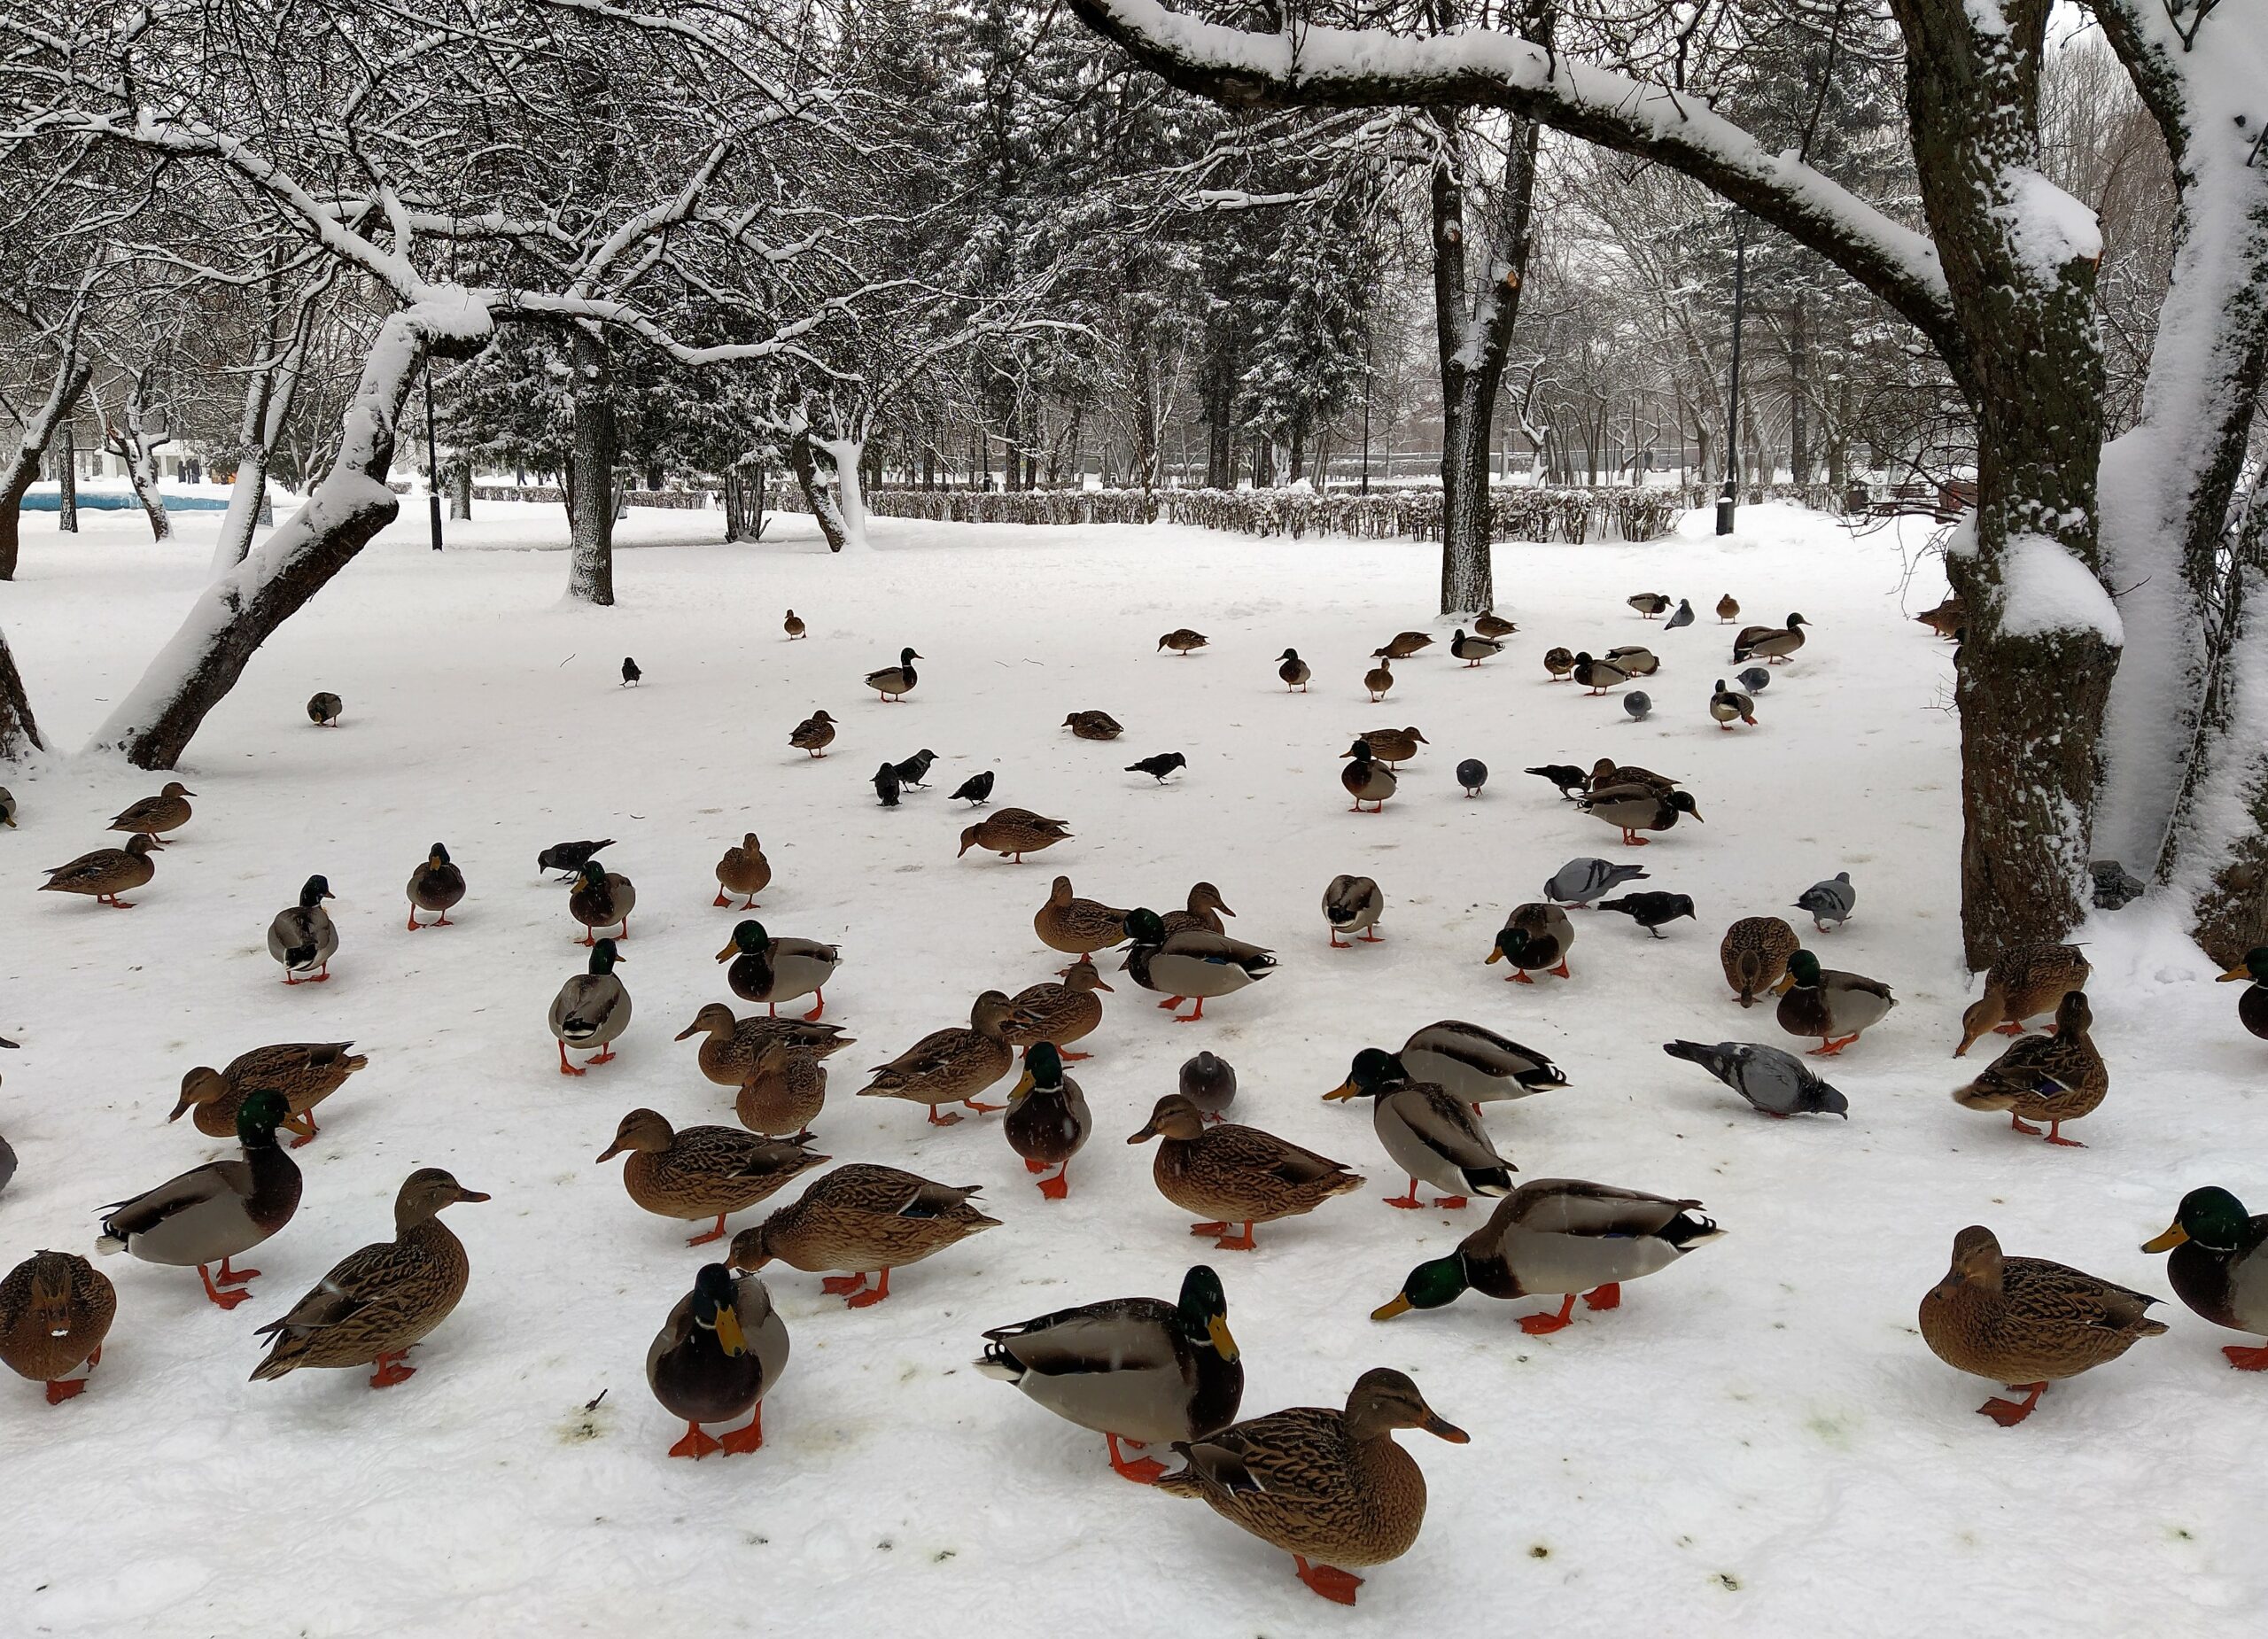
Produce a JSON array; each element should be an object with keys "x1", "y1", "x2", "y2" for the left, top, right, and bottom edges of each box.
[
  {"x1": 538, "y1": 838, "x2": 613, "y2": 880},
  {"x1": 649, "y1": 1262, "x2": 788, "y2": 1458},
  {"x1": 1, "y1": 1251, "x2": 115, "y2": 1403},
  {"x1": 1474, "y1": 611, "x2": 1518, "y2": 640},
  {"x1": 713, "y1": 833, "x2": 771, "y2": 909},
  {"x1": 1155, "y1": 1367, "x2": 1467, "y2": 1606},
  {"x1": 250, "y1": 1168, "x2": 487, "y2": 1388},
  {"x1": 1916, "y1": 594, "x2": 1965, "y2": 639},
  {"x1": 1590, "y1": 758, "x2": 1682, "y2": 798},
  {"x1": 865, "y1": 646, "x2": 922, "y2": 701},
  {"x1": 980, "y1": 1264, "x2": 1242, "y2": 1484},
  {"x1": 736, "y1": 1040, "x2": 828, "y2": 1140},
  {"x1": 1794, "y1": 871, "x2": 1856, "y2": 931},
  {"x1": 1959, "y1": 943, "x2": 2092, "y2": 1054},
  {"x1": 1661, "y1": 1040, "x2": 1848, "y2": 1117},
  {"x1": 1720, "y1": 916, "x2": 1799, "y2": 1007},
  {"x1": 1715, "y1": 594, "x2": 1740, "y2": 625},
  {"x1": 1036, "y1": 875, "x2": 1132, "y2": 962},
  {"x1": 1919, "y1": 1225, "x2": 2164, "y2": 1424},
  {"x1": 1603, "y1": 644, "x2": 1658, "y2": 677},
  {"x1": 1449, "y1": 628, "x2": 1501, "y2": 666},
  {"x1": 307, "y1": 691, "x2": 343, "y2": 726},
  {"x1": 1341, "y1": 740, "x2": 1396, "y2": 812},
  {"x1": 1160, "y1": 881, "x2": 1234, "y2": 938},
  {"x1": 1129, "y1": 1095, "x2": 1361, "y2": 1249},
  {"x1": 2144, "y1": 1187, "x2": 2268, "y2": 1370},
  {"x1": 551, "y1": 938, "x2": 632, "y2": 1075},
  {"x1": 1373, "y1": 632, "x2": 1432, "y2": 660},
  {"x1": 1362, "y1": 658, "x2": 1394, "y2": 702},
  {"x1": 1276, "y1": 649, "x2": 1312, "y2": 691},
  {"x1": 1487, "y1": 903, "x2": 1574, "y2": 983},
  {"x1": 1542, "y1": 857, "x2": 1648, "y2": 906},
  {"x1": 1003, "y1": 1041, "x2": 1092, "y2": 1200},
  {"x1": 788, "y1": 710, "x2": 838, "y2": 757},
  {"x1": 676, "y1": 1003, "x2": 853, "y2": 1088},
  {"x1": 1542, "y1": 646, "x2": 1575, "y2": 681},
  {"x1": 108, "y1": 781, "x2": 194, "y2": 843},
  {"x1": 171, "y1": 1042, "x2": 368, "y2": 1147},
  {"x1": 1159, "y1": 628, "x2": 1210, "y2": 656},
  {"x1": 1372, "y1": 1177, "x2": 1722, "y2": 1332},
  {"x1": 1120, "y1": 908, "x2": 1277, "y2": 1022},
  {"x1": 717, "y1": 919, "x2": 841, "y2": 1020},
  {"x1": 598, "y1": 1109, "x2": 827, "y2": 1245},
  {"x1": 1325, "y1": 1049, "x2": 1515, "y2": 1209},
  {"x1": 39, "y1": 834, "x2": 157, "y2": 908},
  {"x1": 1179, "y1": 1052, "x2": 1237, "y2": 1122},
  {"x1": 1063, "y1": 711, "x2": 1124, "y2": 741},
  {"x1": 1399, "y1": 1021, "x2": 1565, "y2": 1107},
  {"x1": 959, "y1": 807, "x2": 1071, "y2": 863},
  {"x1": 1732, "y1": 612, "x2": 1808, "y2": 664},
  {"x1": 1004, "y1": 964, "x2": 1111, "y2": 1059},
  {"x1": 1597, "y1": 891, "x2": 1696, "y2": 938},
  {"x1": 783, "y1": 609, "x2": 806, "y2": 640},
  {"x1": 97, "y1": 1090, "x2": 302, "y2": 1309},
  {"x1": 1627, "y1": 592, "x2": 1672, "y2": 618},
  {"x1": 2218, "y1": 946, "x2": 2268, "y2": 1040},
  {"x1": 1571, "y1": 651, "x2": 1633, "y2": 695},
  {"x1": 1348, "y1": 726, "x2": 1426, "y2": 764},
  {"x1": 1526, "y1": 763, "x2": 1589, "y2": 800},
  {"x1": 1710, "y1": 680, "x2": 1756, "y2": 729},
  {"x1": 405, "y1": 843, "x2": 464, "y2": 929},
  {"x1": 728, "y1": 1163, "x2": 999, "y2": 1308},
  {"x1": 856, "y1": 991, "x2": 1017, "y2": 1124},
  {"x1": 1580, "y1": 784, "x2": 1702, "y2": 847},
  {"x1": 1775, "y1": 950, "x2": 1895, "y2": 1055},
  {"x1": 950, "y1": 770, "x2": 996, "y2": 805},
  {"x1": 1323, "y1": 874, "x2": 1384, "y2": 947},
  {"x1": 1952, "y1": 990, "x2": 2104, "y2": 1145},
  {"x1": 568, "y1": 860, "x2": 635, "y2": 945},
  {"x1": 268, "y1": 874, "x2": 338, "y2": 983}
]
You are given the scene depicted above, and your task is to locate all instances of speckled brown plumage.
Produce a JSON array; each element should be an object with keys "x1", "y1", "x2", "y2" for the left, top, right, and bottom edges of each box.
[
  {"x1": 1956, "y1": 944, "x2": 2092, "y2": 1055},
  {"x1": 1720, "y1": 917, "x2": 1799, "y2": 1008},
  {"x1": 0, "y1": 1251, "x2": 115, "y2": 1401}
]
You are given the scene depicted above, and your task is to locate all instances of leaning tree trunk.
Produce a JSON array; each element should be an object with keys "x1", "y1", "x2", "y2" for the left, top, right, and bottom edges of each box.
[
  {"x1": 0, "y1": 348, "x2": 91, "y2": 580},
  {"x1": 788, "y1": 423, "x2": 850, "y2": 553},
  {"x1": 92, "y1": 301, "x2": 493, "y2": 769},
  {"x1": 0, "y1": 623, "x2": 42, "y2": 761},
  {"x1": 567, "y1": 327, "x2": 618, "y2": 605}
]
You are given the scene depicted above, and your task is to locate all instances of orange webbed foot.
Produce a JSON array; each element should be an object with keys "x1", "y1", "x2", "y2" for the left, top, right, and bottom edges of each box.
[
  {"x1": 1583, "y1": 1282, "x2": 1621, "y2": 1310},
  {"x1": 1294, "y1": 1557, "x2": 1364, "y2": 1605},
  {"x1": 1977, "y1": 1383, "x2": 2046, "y2": 1425},
  {"x1": 819, "y1": 1273, "x2": 869, "y2": 1296},
  {"x1": 719, "y1": 1409, "x2": 765, "y2": 1455},
  {"x1": 669, "y1": 1422, "x2": 723, "y2": 1459},
  {"x1": 1036, "y1": 1169, "x2": 1070, "y2": 1200},
  {"x1": 2222, "y1": 1343, "x2": 2268, "y2": 1371}
]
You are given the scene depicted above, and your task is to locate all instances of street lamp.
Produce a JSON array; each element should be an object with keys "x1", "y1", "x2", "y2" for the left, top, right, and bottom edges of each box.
[
  {"x1": 1715, "y1": 217, "x2": 1748, "y2": 537},
  {"x1": 423, "y1": 367, "x2": 444, "y2": 551}
]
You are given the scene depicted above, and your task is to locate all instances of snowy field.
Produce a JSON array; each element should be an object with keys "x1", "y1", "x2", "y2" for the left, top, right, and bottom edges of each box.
[{"x1": 1, "y1": 497, "x2": 2259, "y2": 1637}]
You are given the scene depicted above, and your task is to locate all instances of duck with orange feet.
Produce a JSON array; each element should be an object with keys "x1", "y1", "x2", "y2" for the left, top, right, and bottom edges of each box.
[
  {"x1": 1002, "y1": 1043, "x2": 1092, "y2": 1201},
  {"x1": 727, "y1": 1164, "x2": 998, "y2": 1309},
  {"x1": 97, "y1": 1090, "x2": 301, "y2": 1309},
  {"x1": 648, "y1": 1262, "x2": 789, "y2": 1459},
  {"x1": 1127, "y1": 1094, "x2": 1361, "y2": 1251}
]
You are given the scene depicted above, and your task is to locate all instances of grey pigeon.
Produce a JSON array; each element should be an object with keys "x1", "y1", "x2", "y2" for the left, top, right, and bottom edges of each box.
[
  {"x1": 1664, "y1": 599, "x2": 1695, "y2": 630},
  {"x1": 1738, "y1": 666, "x2": 1771, "y2": 693},
  {"x1": 873, "y1": 762, "x2": 901, "y2": 807},
  {"x1": 1543, "y1": 857, "x2": 1650, "y2": 907},
  {"x1": 1663, "y1": 1039, "x2": 1849, "y2": 1118},
  {"x1": 893, "y1": 749, "x2": 937, "y2": 788},
  {"x1": 950, "y1": 770, "x2": 995, "y2": 806},
  {"x1": 1624, "y1": 691, "x2": 1652, "y2": 721},
  {"x1": 1456, "y1": 758, "x2": 1487, "y2": 798},
  {"x1": 1794, "y1": 871, "x2": 1856, "y2": 932}
]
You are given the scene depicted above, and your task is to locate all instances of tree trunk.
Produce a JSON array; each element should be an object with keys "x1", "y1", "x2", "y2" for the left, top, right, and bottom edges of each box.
[
  {"x1": 1788, "y1": 301, "x2": 1811, "y2": 484},
  {"x1": 789, "y1": 424, "x2": 850, "y2": 552},
  {"x1": 449, "y1": 461, "x2": 472, "y2": 521},
  {"x1": 56, "y1": 420, "x2": 77, "y2": 532},
  {"x1": 0, "y1": 622, "x2": 42, "y2": 762},
  {"x1": 567, "y1": 327, "x2": 617, "y2": 604},
  {"x1": 820, "y1": 436, "x2": 870, "y2": 549},
  {"x1": 107, "y1": 377, "x2": 174, "y2": 543},
  {"x1": 95, "y1": 302, "x2": 493, "y2": 768},
  {"x1": 0, "y1": 350, "x2": 91, "y2": 580}
]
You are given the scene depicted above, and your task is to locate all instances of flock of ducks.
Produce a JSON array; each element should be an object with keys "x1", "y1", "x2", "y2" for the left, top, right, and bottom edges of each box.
[{"x1": 6, "y1": 587, "x2": 2268, "y2": 1610}]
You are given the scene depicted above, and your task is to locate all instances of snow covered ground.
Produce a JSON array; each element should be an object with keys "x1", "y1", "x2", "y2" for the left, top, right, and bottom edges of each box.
[{"x1": 0, "y1": 497, "x2": 2259, "y2": 1636}]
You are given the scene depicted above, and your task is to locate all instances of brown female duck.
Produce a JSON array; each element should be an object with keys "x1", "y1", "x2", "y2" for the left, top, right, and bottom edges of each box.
[
  {"x1": 736, "y1": 1039, "x2": 829, "y2": 1141},
  {"x1": 1, "y1": 1251, "x2": 115, "y2": 1403},
  {"x1": 1956, "y1": 944, "x2": 2092, "y2": 1055},
  {"x1": 597, "y1": 1108, "x2": 827, "y2": 1246},
  {"x1": 1952, "y1": 991, "x2": 2105, "y2": 1146},
  {"x1": 713, "y1": 833, "x2": 771, "y2": 909},
  {"x1": 728, "y1": 1163, "x2": 999, "y2": 1309},
  {"x1": 856, "y1": 991, "x2": 1017, "y2": 1124},
  {"x1": 1035, "y1": 875, "x2": 1132, "y2": 962},
  {"x1": 1003, "y1": 964, "x2": 1111, "y2": 1060},
  {"x1": 39, "y1": 834, "x2": 158, "y2": 908},
  {"x1": 676, "y1": 1002, "x2": 853, "y2": 1087},
  {"x1": 1127, "y1": 1094, "x2": 1362, "y2": 1251},
  {"x1": 171, "y1": 1042, "x2": 368, "y2": 1148},
  {"x1": 108, "y1": 782, "x2": 194, "y2": 843}
]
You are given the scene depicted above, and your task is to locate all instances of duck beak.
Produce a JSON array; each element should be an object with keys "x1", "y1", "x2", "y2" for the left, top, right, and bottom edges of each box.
[
  {"x1": 1323, "y1": 1078, "x2": 1360, "y2": 1102},
  {"x1": 1011, "y1": 1068, "x2": 1036, "y2": 1099},
  {"x1": 1484, "y1": 947, "x2": 1504, "y2": 965},
  {"x1": 1126, "y1": 1122, "x2": 1158, "y2": 1145},
  {"x1": 715, "y1": 944, "x2": 738, "y2": 963},
  {"x1": 713, "y1": 1304, "x2": 747, "y2": 1356},
  {"x1": 1421, "y1": 1410, "x2": 1472, "y2": 1443},
  {"x1": 1207, "y1": 1316, "x2": 1239, "y2": 1363},
  {"x1": 673, "y1": 1022, "x2": 702, "y2": 1041},
  {"x1": 1370, "y1": 1293, "x2": 1412, "y2": 1321},
  {"x1": 167, "y1": 1093, "x2": 192, "y2": 1122},
  {"x1": 595, "y1": 1141, "x2": 625, "y2": 1162},
  {"x1": 454, "y1": 1186, "x2": 492, "y2": 1203},
  {"x1": 2218, "y1": 966, "x2": 2249, "y2": 983},
  {"x1": 1771, "y1": 974, "x2": 1796, "y2": 995},
  {"x1": 2142, "y1": 1222, "x2": 2188, "y2": 1253}
]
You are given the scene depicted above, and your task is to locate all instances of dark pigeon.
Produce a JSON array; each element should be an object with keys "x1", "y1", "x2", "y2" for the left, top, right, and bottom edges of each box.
[
  {"x1": 1664, "y1": 598, "x2": 1695, "y2": 630},
  {"x1": 1456, "y1": 758, "x2": 1487, "y2": 797},
  {"x1": 1794, "y1": 872, "x2": 1856, "y2": 931},
  {"x1": 1663, "y1": 1039, "x2": 1849, "y2": 1118},
  {"x1": 1624, "y1": 691, "x2": 1652, "y2": 720}
]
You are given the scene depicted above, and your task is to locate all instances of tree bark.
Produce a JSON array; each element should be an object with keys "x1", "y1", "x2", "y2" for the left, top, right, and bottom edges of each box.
[
  {"x1": 0, "y1": 622, "x2": 42, "y2": 762},
  {"x1": 0, "y1": 349, "x2": 91, "y2": 580},
  {"x1": 106, "y1": 375, "x2": 174, "y2": 543},
  {"x1": 789, "y1": 424, "x2": 850, "y2": 552},
  {"x1": 567, "y1": 327, "x2": 617, "y2": 604},
  {"x1": 94, "y1": 303, "x2": 493, "y2": 769},
  {"x1": 449, "y1": 461, "x2": 472, "y2": 521},
  {"x1": 56, "y1": 420, "x2": 77, "y2": 532}
]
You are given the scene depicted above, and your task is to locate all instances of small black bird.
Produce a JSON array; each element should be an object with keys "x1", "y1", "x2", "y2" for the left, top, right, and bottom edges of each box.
[
  {"x1": 1456, "y1": 758, "x2": 1487, "y2": 797},
  {"x1": 620, "y1": 656, "x2": 641, "y2": 687},
  {"x1": 1525, "y1": 764, "x2": 1589, "y2": 800},
  {"x1": 949, "y1": 770, "x2": 995, "y2": 806},
  {"x1": 1126, "y1": 752, "x2": 1187, "y2": 784},
  {"x1": 1596, "y1": 891, "x2": 1697, "y2": 938},
  {"x1": 873, "y1": 762, "x2": 900, "y2": 807},
  {"x1": 893, "y1": 749, "x2": 937, "y2": 788},
  {"x1": 538, "y1": 838, "x2": 615, "y2": 880}
]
